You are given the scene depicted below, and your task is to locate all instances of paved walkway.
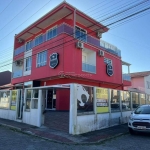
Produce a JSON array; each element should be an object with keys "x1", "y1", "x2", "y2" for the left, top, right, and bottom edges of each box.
[{"x1": 0, "y1": 118, "x2": 128, "y2": 144}]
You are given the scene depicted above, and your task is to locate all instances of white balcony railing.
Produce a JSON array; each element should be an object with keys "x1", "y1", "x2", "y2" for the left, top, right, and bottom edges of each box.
[
  {"x1": 13, "y1": 70, "x2": 23, "y2": 78},
  {"x1": 82, "y1": 62, "x2": 96, "y2": 73},
  {"x1": 122, "y1": 74, "x2": 131, "y2": 81}
]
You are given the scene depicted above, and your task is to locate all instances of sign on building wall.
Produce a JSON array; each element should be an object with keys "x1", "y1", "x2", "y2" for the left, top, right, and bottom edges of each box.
[
  {"x1": 0, "y1": 91, "x2": 10, "y2": 109},
  {"x1": 11, "y1": 90, "x2": 17, "y2": 110},
  {"x1": 106, "y1": 64, "x2": 113, "y2": 76},
  {"x1": 50, "y1": 53, "x2": 59, "y2": 68},
  {"x1": 96, "y1": 88, "x2": 109, "y2": 113},
  {"x1": 76, "y1": 85, "x2": 94, "y2": 113}
]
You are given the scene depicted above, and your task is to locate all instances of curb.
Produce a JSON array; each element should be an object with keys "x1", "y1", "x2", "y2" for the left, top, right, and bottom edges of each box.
[{"x1": 0, "y1": 123, "x2": 129, "y2": 145}]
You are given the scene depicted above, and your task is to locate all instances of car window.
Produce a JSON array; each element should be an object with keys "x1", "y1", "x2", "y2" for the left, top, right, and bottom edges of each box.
[{"x1": 134, "y1": 106, "x2": 150, "y2": 114}]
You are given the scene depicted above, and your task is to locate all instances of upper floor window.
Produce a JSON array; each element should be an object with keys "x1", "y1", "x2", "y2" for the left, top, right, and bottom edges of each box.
[
  {"x1": 47, "y1": 27, "x2": 57, "y2": 40},
  {"x1": 104, "y1": 57, "x2": 112, "y2": 64},
  {"x1": 37, "y1": 51, "x2": 47, "y2": 67},
  {"x1": 35, "y1": 34, "x2": 43, "y2": 46},
  {"x1": 25, "y1": 57, "x2": 32, "y2": 71},
  {"x1": 147, "y1": 81, "x2": 150, "y2": 89},
  {"x1": 26, "y1": 41, "x2": 32, "y2": 51},
  {"x1": 75, "y1": 26, "x2": 87, "y2": 42}
]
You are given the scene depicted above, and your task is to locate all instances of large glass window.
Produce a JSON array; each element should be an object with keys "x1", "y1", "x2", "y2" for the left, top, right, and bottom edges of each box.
[
  {"x1": 26, "y1": 41, "x2": 32, "y2": 51},
  {"x1": 25, "y1": 57, "x2": 32, "y2": 71},
  {"x1": 0, "y1": 91, "x2": 10, "y2": 109},
  {"x1": 77, "y1": 85, "x2": 94, "y2": 114},
  {"x1": 132, "y1": 92, "x2": 139, "y2": 109},
  {"x1": 140, "y1": 94, "x2": 146, "y2": 105},
  {"x1": 75, "y1": 26, "x2": 87, "y2": 42},
  {"x1": 31, "y1": 90, "x2": 38, "y2": 109},
  {"x1": 96, "y1": 88, "x2": 109, "y2": 113},
  {"x1": 111, "y1": 90, "x2": 120, "y2": 112},
  {"x1": 47, "y1": 27, "x2": 57, "y2": 40},
  {"x1": 37, "y1": 51, "x2": 47, "y2": 67},
  {"x1": 35, "y1": 34, "x2": 43, "y2": 46},
  {"x1": 11, "y1": 90, "x2": 17, "y2": 110},
  {"x1": 25, "y1": 89, "x2": 32, "y2": 110},
  {"x1": 121, "y1": 91, "x2": 131, "y2": 111},
  {"x1": 146, "y1": 95, "x2": 150, "y2": 104}
]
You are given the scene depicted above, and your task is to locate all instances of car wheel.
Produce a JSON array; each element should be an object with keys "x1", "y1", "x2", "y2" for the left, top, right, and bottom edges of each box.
[{"x1": 128, "y1": 127, "x2": 135, "y2": 135}]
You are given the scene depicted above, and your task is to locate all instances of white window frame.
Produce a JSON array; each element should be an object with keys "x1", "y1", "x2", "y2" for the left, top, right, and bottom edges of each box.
[
  {"x1": 35, "y1": 34, "x2": 43, "y2": 46},
  {"x1": 36, "y1": 50, "x2": 47, "y2": 67},
  {"x1": 46, "y1": 26, "x2": 57, "y2": 40},
  {"x1": 147, "y1": 81, "x2": 150, "y2": 89},
  {"x1": 26, "y1": 40, "x2": 32, "y2": 51},
  {"x1": 25, "y1": 56, "x2": 32, "y2": 71}
]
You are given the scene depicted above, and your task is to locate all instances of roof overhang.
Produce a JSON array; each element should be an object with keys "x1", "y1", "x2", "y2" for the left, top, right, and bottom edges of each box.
[
  {"x1": 122, "y1": 60, "x2": 131, "y2": 66},
  {"x1": 16, "y1": 2, "x2": 108, "y2": 41}
]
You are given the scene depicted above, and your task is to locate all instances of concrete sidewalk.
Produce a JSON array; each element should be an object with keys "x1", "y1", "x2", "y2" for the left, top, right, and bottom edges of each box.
[{"x1": 0, "y1": 118, "x2": 128, "y2": 144}]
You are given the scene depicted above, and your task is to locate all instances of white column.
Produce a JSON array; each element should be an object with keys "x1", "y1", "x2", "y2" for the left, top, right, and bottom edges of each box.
[
  {"x1": 9, "y1": 90, "x2": 12, "y2": 110},
  {"x1": 108, "y1": 89, "x2": 111, "y2": 126},
  {"x1": 128, "y1": 66, "x2": 130, "y2": 73},
  {"x1": 37, "y1": 89, "x2": 42, "y2": 127},
  {"x1": 69, "y1": 84, "x2": 77, "y2": 134}
]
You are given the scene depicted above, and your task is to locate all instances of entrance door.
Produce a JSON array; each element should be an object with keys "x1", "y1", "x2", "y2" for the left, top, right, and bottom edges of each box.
[
  {"x1": 16, "y1": 90, "x2": 23, "y2": 120},
  {"x1": 46, "y1": 89, "x2": 56, "y2": 110}
]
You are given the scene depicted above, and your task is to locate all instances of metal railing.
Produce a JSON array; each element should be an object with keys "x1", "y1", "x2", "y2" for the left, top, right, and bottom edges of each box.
[
  {"x1": 122, "y1": 74, "x2": 131, "y2": 81},
  {"x1": 13, "y1": 70, "x2": 23, "y2": 78},
  {"x1": 14, "y1": 23, "x2": 121, "y2": 57}
]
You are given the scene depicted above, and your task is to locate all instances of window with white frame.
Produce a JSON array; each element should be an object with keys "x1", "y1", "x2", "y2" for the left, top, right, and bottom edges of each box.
[
  {"x1": 147, "y1": 81, "x2": 150, "y2": 89},
  {"x1": 82, "y1": 55, "x2": 87, "y2": 63},
  {"x1": 26, "y1": 41, "x2": 32, "y2": 51},
  {"x1": 25, "y1": 57, "x2": 32, "y2": 71},
  {"x1": 37, "y1": 51, "x2": 47, "y2": 67},
  {"x1": 104, "y1": 57, "x2": 112, "y2": 64},
  {"x1": 75, "y1": 26, "x2": 87, "y2": 42},
  {"x1": 35, "y1": 34, "x2": 43, "y2": 46},
  {"x1": 47, "y1": 27, "x2": 57, "y2": 40}
]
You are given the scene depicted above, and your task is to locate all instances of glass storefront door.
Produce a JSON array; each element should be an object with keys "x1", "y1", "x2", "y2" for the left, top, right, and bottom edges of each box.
[{"x1": 46, "y1": 89, "x2": 56, "y2": 110}]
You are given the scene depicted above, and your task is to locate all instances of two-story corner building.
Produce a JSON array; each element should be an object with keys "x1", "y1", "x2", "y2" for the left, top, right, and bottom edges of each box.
[{"x1": 11, "y1": 1, "x2": 131, "y2": 111}]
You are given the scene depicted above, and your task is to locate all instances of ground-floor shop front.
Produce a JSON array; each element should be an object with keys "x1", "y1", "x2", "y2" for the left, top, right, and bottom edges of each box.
[{"x1": 0, "y1": 83, "x2": 149, "y2": 135}]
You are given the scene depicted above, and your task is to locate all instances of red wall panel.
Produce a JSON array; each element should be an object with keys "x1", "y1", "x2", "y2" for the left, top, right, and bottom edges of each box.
[{"x1": 56, "y1": 89, "x2": 70, "y2": 110}]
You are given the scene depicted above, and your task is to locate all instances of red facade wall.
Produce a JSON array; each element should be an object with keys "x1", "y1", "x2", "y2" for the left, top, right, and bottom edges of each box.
[
  {"x1": 12, "y1": 4, "x2": 123, "y2": 90},
  {"x1": 12, "y1": 31, "x2": 122, "y2": 88},
  {"x1": 56, "y1": 89, "x2": 70, "y2": 110}
]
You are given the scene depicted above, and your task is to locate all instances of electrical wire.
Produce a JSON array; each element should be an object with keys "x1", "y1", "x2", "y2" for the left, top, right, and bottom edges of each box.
[
  {"x1": 0, "y1": 0, "x2": 14, "y2": 15},
  {"x1": 0, "y1": 0, "x2": 149, "y2": 69},
  {"x1": 1, "y1": 4, "x2": 150, "y2": 70}
]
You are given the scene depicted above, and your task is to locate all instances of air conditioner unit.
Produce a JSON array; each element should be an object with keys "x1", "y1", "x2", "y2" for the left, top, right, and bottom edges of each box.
[
  {"x1": 18, "y1": 38, "x2": 24, "y2": 43},
  {"x1": 97, "y1": 32, "x2": 102, "y2": 38},
  {"x1": 76, "y1": 41, "x2": 84, "y2": 49},
  {"x1": 15, "y1": 60, "x2": 23, "y2": 66},
  {"x1": 98, "y1": 50, "x2": 104, "y2": 57}
]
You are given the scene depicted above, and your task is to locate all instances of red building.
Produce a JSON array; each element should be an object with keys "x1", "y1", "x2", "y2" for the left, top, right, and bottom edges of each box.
[{"x1": 12, "y1": 2, "x2": 131, "y2": 110}]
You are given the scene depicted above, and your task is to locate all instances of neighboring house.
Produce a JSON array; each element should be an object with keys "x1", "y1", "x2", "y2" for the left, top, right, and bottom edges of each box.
[
  {"x1": 124, "y1": 71, "x2": 150, "y2": 95},
  {"x1": 0, "y1": 71, "x2": 12, "y2": 89},
  {"x1": 11, "y1": 1, "x2": 131, "y2": 111}
]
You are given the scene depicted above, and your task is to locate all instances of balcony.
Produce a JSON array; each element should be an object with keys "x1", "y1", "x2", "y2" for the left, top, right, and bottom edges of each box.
[
  {"x1": 82, "y1": 62, "x2": 96, "y2": 74},
  {"x1": 13, "y1": 70, "x2": 23, "y2": 78},
  {"x1": 122, "y1": 74, "x2": 131, "y2": 81},
  {"x1": 14, "y1": 23, "x2": 121, "y2": 57}
]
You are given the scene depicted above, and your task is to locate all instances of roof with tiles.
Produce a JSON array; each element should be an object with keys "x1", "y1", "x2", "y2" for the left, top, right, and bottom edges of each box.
[{"x1": 130, "y1": 71, "x2": 150, "y2": 78}]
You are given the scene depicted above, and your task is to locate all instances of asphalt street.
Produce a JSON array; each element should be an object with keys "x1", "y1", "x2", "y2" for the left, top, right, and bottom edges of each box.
[{"x1": 0, "y1": 126, "x2": 150, "y2": 150}]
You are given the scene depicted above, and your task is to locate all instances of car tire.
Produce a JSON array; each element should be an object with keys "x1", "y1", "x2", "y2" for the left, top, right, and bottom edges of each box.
[{"x1": 128, "y1": 127, "x2": 135, "y2": 135}]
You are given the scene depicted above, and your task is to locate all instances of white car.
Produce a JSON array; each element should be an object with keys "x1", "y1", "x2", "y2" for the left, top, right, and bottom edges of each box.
[{"x1": 128, "y1": 105, "x2": 150, "y2": 134}]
